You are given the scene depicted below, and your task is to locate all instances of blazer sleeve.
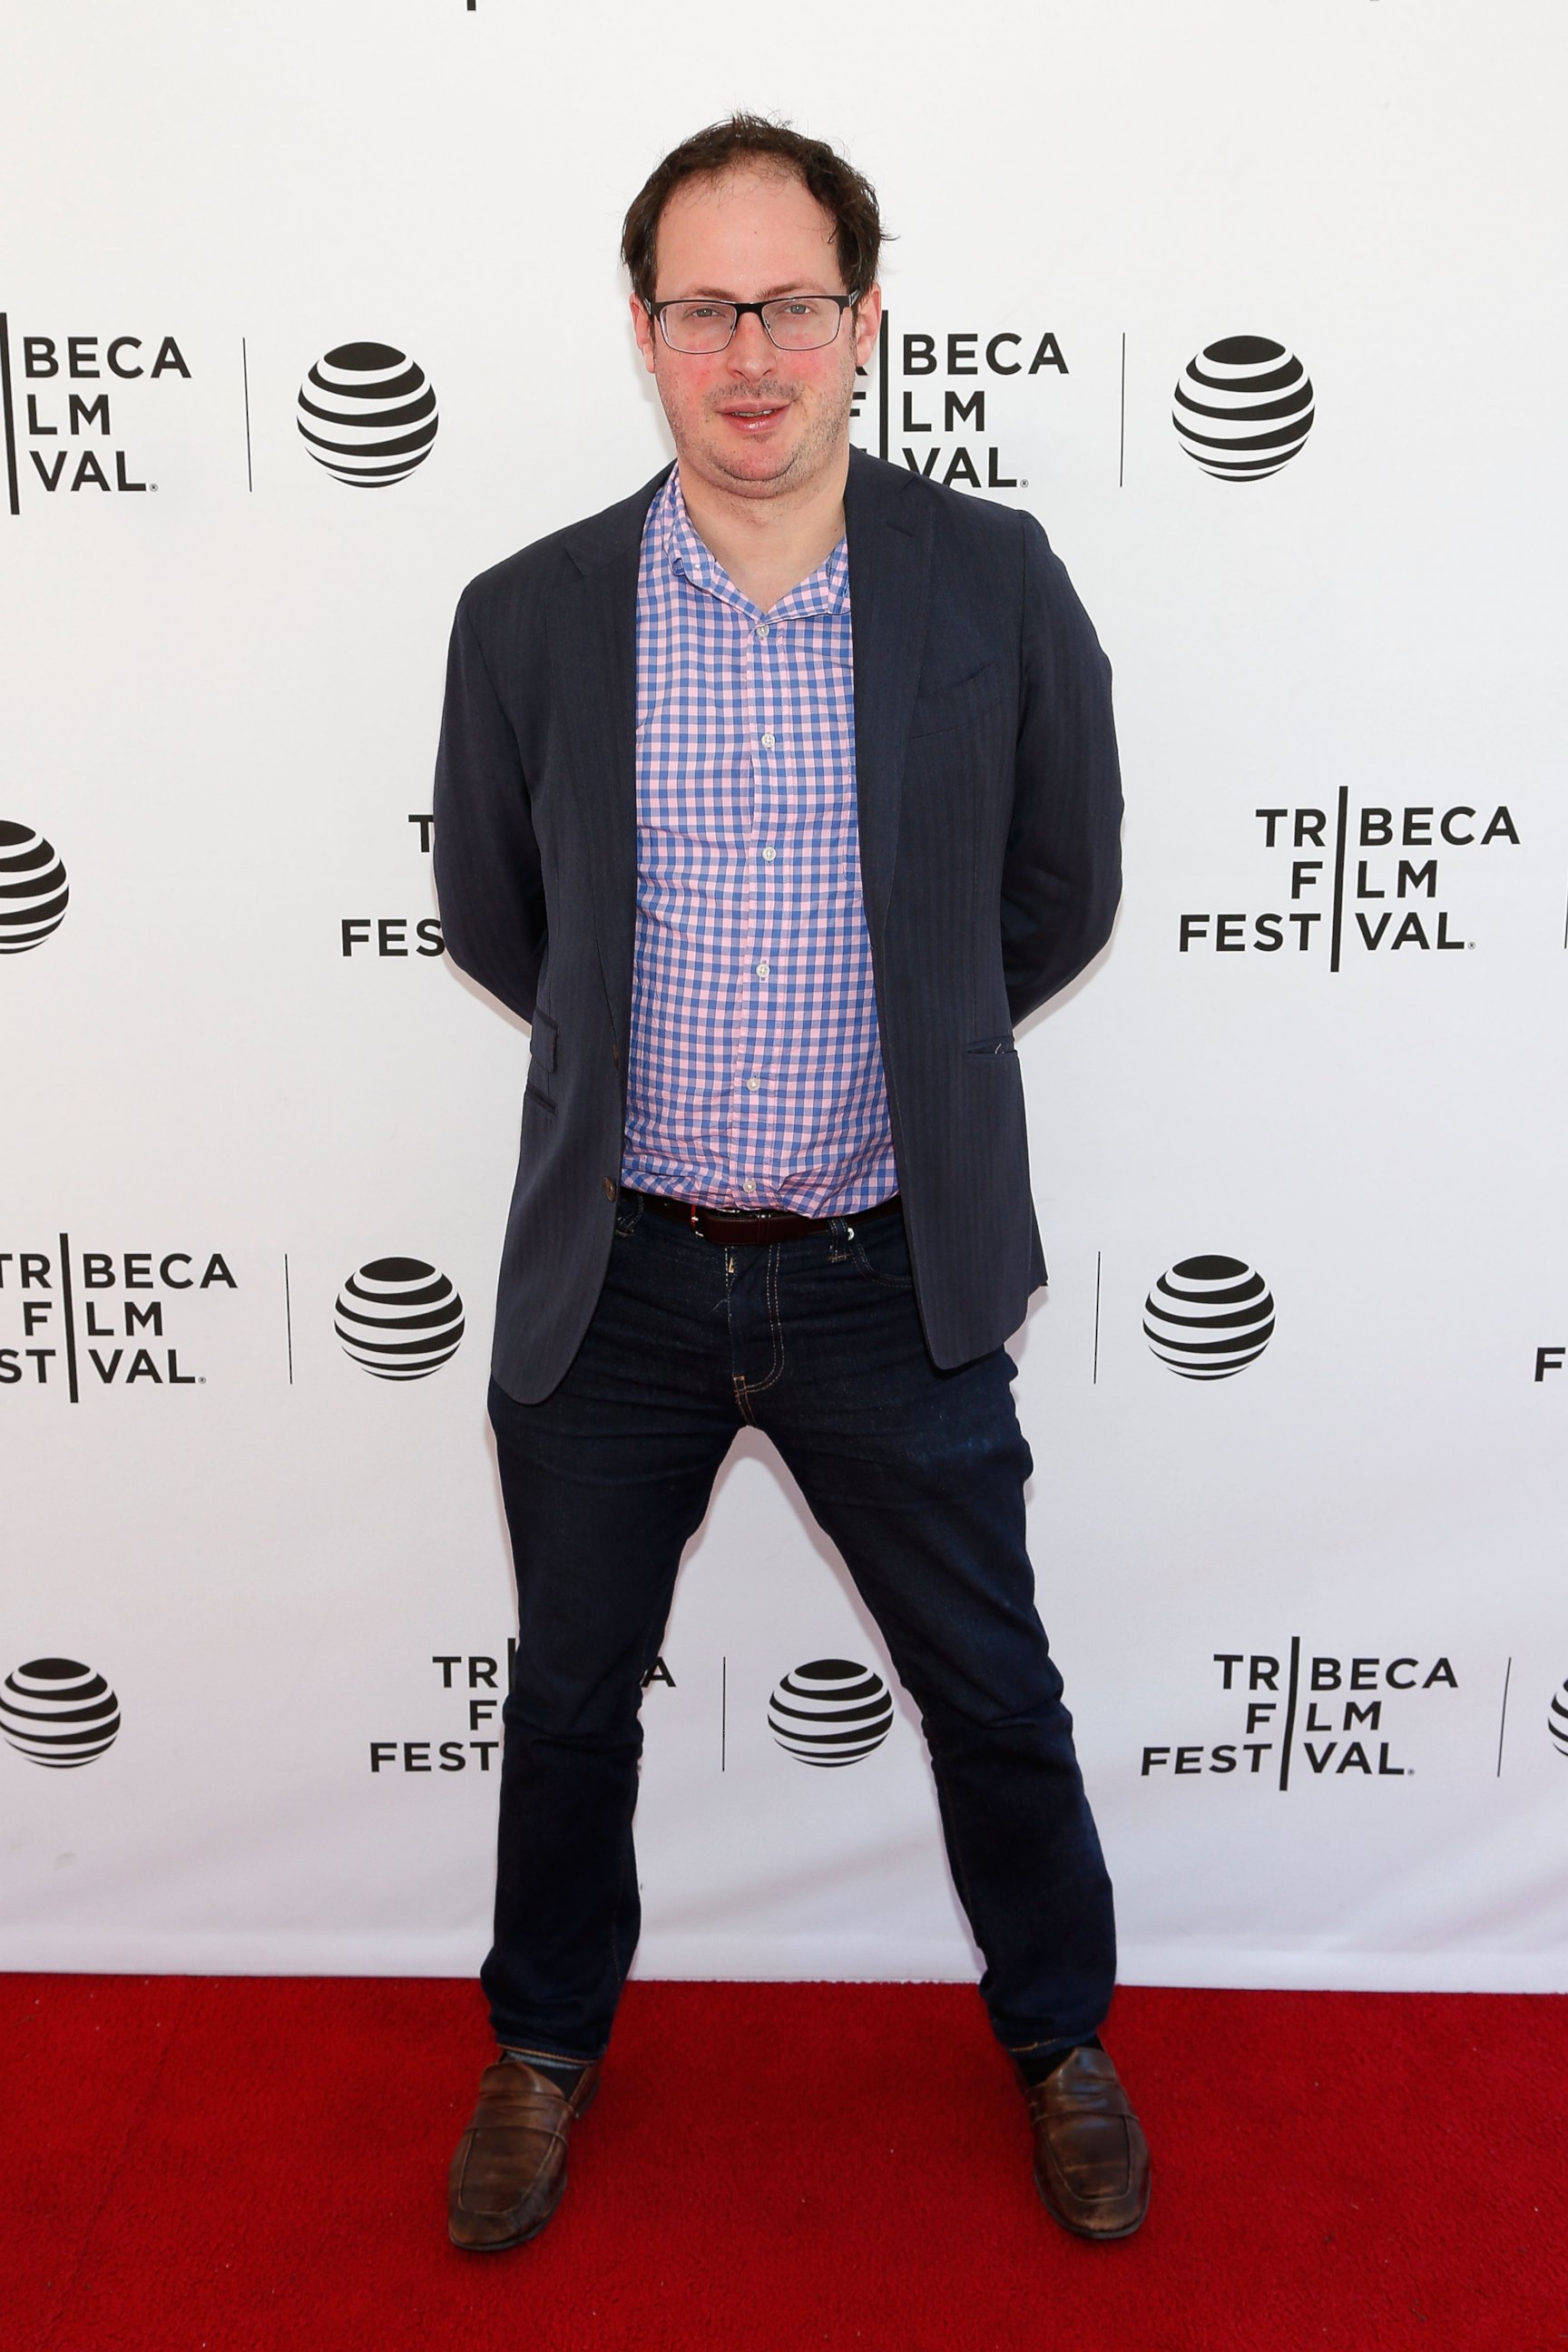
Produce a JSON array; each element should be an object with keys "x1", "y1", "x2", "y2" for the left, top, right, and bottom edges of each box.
[
  {"x1": 431, "y1": 592, "x2": 546, "y2": 1024},
  {"x1": 1002, "y1": 510, "x2": 1124, "y2": 1024}
]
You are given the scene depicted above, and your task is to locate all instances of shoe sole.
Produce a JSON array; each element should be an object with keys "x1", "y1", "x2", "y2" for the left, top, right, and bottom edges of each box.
[
  {"x1": 449, "y1": 2181, "x2": 564, "y2": 2254},
  {"x1": 447, "y1": 2074, "x2": 601, "y2": 2253},
  {"x1": 1034, "y1": 2167, "x2": 1151, "y2": 2242}
]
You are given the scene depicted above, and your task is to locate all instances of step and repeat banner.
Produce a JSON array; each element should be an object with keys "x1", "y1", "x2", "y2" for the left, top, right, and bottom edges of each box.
[{"x1": 4, "y1": 0, "x2": 1565, "y2": 1992}]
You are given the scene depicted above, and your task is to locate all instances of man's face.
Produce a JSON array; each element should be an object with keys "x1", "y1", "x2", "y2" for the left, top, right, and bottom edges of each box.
[{"x1": 631, "y1": 163, "x2": 881, "y2": 501}]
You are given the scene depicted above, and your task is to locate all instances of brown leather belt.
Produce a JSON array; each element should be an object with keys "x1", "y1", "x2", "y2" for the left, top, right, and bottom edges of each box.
[{"x1": 628, "y1": 1187, "x2": 901, "y2": 1246}]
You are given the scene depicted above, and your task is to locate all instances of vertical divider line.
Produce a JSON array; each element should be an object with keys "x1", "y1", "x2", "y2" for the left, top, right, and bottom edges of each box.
[
  {"x1": 1118, "y1": 333, "x2": 1126, "y2": 489},
  {"x1": 1329, "y1": 785, "x2": 1349, "y2": 972},
  {"x1": 1495, "y1": 1657, "x2": 1513, "y2": 1778},
  {"x1": 240, "y1": 337, "x2": 253, "y2": 493},
  {"x1": 877, "y1": 310, "x2": 889, "y2": 463},
  {"x1": 1279, "y1": 1633, "x2": 1301, "y2": 1790},
  {"x1": 1093, "y1": 1250, "x2": 1102, "y2": 1385},
  {"x1": 57, "y1": 1230, "x2": 80, "y2": 1405},
  {"x1": 283, "y1": 1252, "x2": 294, "y2": 1385},
  {"x1": 0, "y1": 313, "x2": 20, "y2": 516}
]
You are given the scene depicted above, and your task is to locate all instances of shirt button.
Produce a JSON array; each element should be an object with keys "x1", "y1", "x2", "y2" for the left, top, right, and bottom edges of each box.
[
  {"x1": 760, "y1": 732, "x2": 774, "y2": 749},
  {"x1": 755, "y1": 960, "x2": 769, "y2": 977},
  {"x1": 746, "y1": 1076, "x2": 760, "y2": 1093},
  {"x1": 742, "y1": 1179, "x2": 757, "y2": 1192},
  {"x1": 757, "y1": 622, "x2": 770, "y2": 638},
  {"x1": 760, "y1": 846, "x2": 776, "y2": 863}
]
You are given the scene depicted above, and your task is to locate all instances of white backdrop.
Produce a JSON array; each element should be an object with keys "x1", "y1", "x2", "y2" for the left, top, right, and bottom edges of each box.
[{"x1": 4, "y1": 0, "x2": 1566, "y2": 1994}]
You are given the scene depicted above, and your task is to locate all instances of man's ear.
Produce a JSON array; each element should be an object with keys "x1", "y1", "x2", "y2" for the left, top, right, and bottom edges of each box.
[
  {"x1": 852, "y1": 285, "x2": 882, "y2": 371},
  {"x1": 631, "y1": 295, "x2": 657, "y2": 376}
]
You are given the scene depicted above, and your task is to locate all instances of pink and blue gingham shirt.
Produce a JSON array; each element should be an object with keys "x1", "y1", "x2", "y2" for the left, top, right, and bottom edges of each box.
[{"x1": 621, "y1": 466, "x2": 898, "y2": 1214}]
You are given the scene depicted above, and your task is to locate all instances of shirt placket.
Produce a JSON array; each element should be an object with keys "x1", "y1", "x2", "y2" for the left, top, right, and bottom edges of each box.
[{"x1": 727, "y1": 592, "x2": 774, "y2": 1199}]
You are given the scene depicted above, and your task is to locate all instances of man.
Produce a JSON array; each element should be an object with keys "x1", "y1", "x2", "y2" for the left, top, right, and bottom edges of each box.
[{"x1": 433, "y1": 113, "x2": 1146, "y2": 2251}]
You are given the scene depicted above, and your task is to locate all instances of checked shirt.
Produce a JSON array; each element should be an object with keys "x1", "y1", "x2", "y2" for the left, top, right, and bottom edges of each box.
[{"x1": 621, "y1": 466, "x2": 898, "y2": 1215}]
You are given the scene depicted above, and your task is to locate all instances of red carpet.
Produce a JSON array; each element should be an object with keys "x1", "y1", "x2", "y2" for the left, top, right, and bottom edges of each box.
[{"x1": 5, "y1": 1975, "x2": 1562, "y2": 2351}]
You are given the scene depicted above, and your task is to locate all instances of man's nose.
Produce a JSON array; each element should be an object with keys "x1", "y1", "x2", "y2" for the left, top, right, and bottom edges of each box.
[{"x1": 726, "y1": 311, "x2": 776, "y2": 376}]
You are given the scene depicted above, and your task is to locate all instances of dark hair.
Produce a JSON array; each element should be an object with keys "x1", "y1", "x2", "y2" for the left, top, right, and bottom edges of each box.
[{"x1": 620, "y1": 113, "x2": 888, "y2": 312}]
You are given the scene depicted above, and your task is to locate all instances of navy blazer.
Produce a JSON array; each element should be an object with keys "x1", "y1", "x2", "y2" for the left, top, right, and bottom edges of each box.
[{"x1": 433, "y1": 446, "x2": 1122, "y2": 1403}]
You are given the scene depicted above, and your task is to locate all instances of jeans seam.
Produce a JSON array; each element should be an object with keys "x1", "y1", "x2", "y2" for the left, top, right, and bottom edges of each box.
[
  {"x1": 928, "y1": 1741, "x2": 988, "y2": 1949},
  {"x1": 733, "y1": 1244, "x2": 785, "y2": 1416},
  {"x1": 747, "y1": 1244, "x2": 787, "y2": 1397}
]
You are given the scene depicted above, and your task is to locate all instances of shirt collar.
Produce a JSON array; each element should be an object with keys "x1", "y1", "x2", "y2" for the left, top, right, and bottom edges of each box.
[{"x1": 658, "y1": 462, "x2": 848, "y2": 619}]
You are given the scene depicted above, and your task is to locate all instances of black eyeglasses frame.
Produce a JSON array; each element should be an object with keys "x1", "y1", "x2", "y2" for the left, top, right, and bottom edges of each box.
[{"x1": 646, "y1": 292, "x2": 863, "y2": 353}]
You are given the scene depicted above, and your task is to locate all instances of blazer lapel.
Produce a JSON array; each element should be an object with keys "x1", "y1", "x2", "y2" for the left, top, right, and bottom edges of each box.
[
  {"x1": 550, "y1": 464, "x2": 672, "y2": 1046},
  {"x1": 844, "y1": 446, "x2": 933, "y2": 938}
]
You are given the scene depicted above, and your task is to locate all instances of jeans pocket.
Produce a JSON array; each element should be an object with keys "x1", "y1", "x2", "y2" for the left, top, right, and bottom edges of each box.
[{"x1": 847, "y1": 1215, "x2": 916, "y2": 1290}]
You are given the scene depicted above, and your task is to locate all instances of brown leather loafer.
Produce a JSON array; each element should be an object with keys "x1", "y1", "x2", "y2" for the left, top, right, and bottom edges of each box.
[
  {"x1": 447, "y1": 2056, "x2": 602, "y2": 2251},
  {"x1": 1024, "y1": 2045, "x2": 1150, "y2": 2240}
]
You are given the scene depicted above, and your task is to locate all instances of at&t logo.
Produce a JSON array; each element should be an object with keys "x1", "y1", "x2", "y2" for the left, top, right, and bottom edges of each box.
[
  {"x1": 1, "y1": 1658, "x2": 121, "y2": 1768},
  {"x1": 1548, "y1": 1675, "x2": 1568, "y2": 1761},
  {"x1": 767, "y1": 1659, "x2": 893, "y2": 1767},
  {"x1": 1144, "y1": 1257, "x2": 1274, "y2": 1381},
  {"x1": 1172, "y1": 336, "x2": 1314, "y2": 482},
  {"x1": 0, "y1": 820, "x2": 68, "y2": 952},
  {"x1": 297, "y1": 343, "x2": 438, "y2": 486},
  {"x1": 334, "y1": 1258, "x2": 464, "y2": 1379}
]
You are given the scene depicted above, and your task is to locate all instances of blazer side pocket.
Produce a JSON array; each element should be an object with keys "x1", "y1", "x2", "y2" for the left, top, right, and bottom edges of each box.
[{"x1": 524, "y1": 1011, "x2": 559, "y2": 1110}]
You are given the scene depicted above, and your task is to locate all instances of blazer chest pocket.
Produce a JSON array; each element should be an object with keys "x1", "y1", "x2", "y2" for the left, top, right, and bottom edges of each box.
[
  {"x1": 525, "y1": 1011, "x2": 558, "y2": 1111},
  {"x1": 908, "y1": 659, "x2": 1004, "y2": 740}
]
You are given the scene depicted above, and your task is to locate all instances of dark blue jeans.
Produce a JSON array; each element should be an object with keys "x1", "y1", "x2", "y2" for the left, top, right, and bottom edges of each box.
[{"x1": 482, "y1": 1191, "x2": 1115, "y2": 2066}]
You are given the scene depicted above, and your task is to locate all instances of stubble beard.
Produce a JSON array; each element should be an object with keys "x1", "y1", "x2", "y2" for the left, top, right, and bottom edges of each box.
[{"x1": 669, "y1": 354, "x2": 857, "y2": 503}]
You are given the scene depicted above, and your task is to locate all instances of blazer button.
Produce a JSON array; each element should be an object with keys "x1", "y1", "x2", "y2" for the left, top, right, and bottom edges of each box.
[{"x1": 603, "y1": 1177, "x2": 615, "y2": 1201}]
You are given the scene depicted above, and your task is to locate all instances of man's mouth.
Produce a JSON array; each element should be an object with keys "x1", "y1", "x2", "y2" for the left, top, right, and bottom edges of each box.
[{"x1": 717, "y1": 402, "x2": 789, "y2": 431}]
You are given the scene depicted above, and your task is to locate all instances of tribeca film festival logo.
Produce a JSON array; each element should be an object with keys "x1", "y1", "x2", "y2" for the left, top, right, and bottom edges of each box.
[
  {"x1": 297, "y1": 343, "x2": 438, "y2": 487},
  {"x1": 851, "y1": 315, "x2": 1067, "y2": 490},
  {"x1": 0, "y1": 320, "x2": 190, "y2": 514},
  {"x1": 0, "y1": 1659, "x2": 121, "y2": 1769},
  {"x1": 334, "y1": 1258, "x2": 465, "y2": 1380},
  {"x1": 340, "y1": 813, "x2": 445, "y2": 963},
  {"x1": 370, "y1": 1645, "x2": 674, "y2": 1775},
  {"x1": 1178, "y1": 794, "x2": 1521, "y2": 966},
  {"x1": 1144, "y1": 1257, "x2": 1275, "y2": 1381},
  {"x1": 0, "y1": 1241, "x2": 237, "y2": 1396},
  {"x1": 1142, "y1": 1642, "x2": 1459, "y2": 1789},
  {"x1": 0, "y1": 820, "x2": 68, "y2": 952},
  {"x1": 1172, "y1": 337, "x2": 1314, "y2": 483},
  {"x1": 768, "y1": 1659, "x2": 894, "y2": 1769}
]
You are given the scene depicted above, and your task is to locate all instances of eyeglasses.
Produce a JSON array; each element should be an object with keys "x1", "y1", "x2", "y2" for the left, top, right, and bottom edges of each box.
[{"x1": 649, "y1": 293, "x2": 860, "y2": 355}]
